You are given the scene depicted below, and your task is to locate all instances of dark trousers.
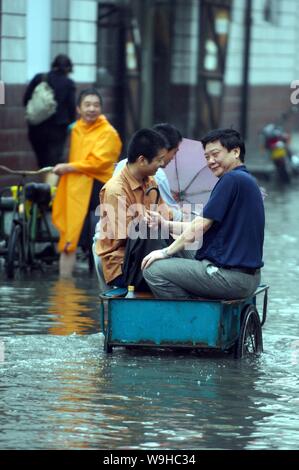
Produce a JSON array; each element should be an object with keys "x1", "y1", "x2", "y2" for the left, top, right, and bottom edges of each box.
[
  {"x1": 122, "y1": 226, "x2": 173, "y2": 291},
  {"x1": 28, "y1": 123, "x2": 68, "y2": 168},
  {"x1": 79, "y1": 179, "x2": 103, "y2": 251}
]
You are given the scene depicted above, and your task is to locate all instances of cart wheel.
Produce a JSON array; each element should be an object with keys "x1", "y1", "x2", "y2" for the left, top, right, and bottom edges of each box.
[
  {"x1": 6, "y1": 224, "x2": 25, "y2": 279},
  {"x1": 235, "y1": 305, "x2": 263, "y2": 358}
]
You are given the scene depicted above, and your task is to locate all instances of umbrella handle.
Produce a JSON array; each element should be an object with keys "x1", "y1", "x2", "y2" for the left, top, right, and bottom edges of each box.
[{"x1": 145, "y1": 186, "x2": 160, "y2": 205}]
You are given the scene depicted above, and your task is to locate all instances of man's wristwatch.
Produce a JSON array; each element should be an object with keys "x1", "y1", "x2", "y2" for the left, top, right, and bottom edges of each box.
[{"x1": 162, "y1": 248, "x2": 171, "y2": 258}]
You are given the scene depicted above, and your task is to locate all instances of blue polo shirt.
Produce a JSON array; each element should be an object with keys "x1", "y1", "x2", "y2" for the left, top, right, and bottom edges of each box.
[{"x1": 195, "y1": 165, "x2": 264, "y2": 268}]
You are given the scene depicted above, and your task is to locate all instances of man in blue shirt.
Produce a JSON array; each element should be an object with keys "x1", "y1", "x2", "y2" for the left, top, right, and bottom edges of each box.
[{"x1": 142, "y1": 128, "x2": 264, "y2": 300}]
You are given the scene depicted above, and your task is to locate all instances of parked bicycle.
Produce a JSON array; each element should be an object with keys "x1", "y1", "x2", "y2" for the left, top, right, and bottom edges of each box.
[{"x1": 0, "y1": 165, "x2": 58, "y2": 279}]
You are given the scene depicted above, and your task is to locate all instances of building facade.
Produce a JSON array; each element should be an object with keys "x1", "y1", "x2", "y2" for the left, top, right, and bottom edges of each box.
[
  {"x1": 0, "y1": 0, "x2": 112, "y2": 171},
  {"x1": 0, "y1": 0, "x2": 299, "y2": 170}
]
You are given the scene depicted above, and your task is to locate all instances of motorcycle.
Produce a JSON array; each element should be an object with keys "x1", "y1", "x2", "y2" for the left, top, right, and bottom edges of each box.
[
  {"x1": 261, "y1": 123, "x2": 290, "y2": 183},
  {"x1": 261, "y1": 117, "x2": 299, "y2": 183}
]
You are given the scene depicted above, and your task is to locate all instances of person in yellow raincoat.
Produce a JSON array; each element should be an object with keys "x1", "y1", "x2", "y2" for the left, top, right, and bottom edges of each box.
[{"x1": 52, "y1": 88, "x2": 122, "y2": 277}]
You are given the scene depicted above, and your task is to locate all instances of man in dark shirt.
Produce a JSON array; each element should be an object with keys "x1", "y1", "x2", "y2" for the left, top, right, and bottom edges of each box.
[{"x1": 142, "y1": 128, "x2": 265, "y2": 300}]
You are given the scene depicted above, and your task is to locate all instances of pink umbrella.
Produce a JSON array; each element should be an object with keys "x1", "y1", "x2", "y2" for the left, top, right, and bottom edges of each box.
[{"x1": 164, "y1": 138, "x2": 218, "y2": 213}]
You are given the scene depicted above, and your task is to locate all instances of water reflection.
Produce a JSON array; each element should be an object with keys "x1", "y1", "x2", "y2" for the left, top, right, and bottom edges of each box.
[
  {"x1": 47, "y1": 279, "x2": 97, "y2": 335},
  {"x1": 0, "y1": 275, "x2": 100, "y2": 336},
  {"x1": 0, "y1": 337, "x2": 278, "y2": 450},
  {"x1": 88, "y1": 352, "x2": 277, "y2": 450}
]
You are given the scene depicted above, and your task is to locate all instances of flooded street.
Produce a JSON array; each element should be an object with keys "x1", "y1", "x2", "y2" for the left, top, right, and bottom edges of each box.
[{"x1": 0, "y1": 179, "x2": 299, "y2": 450}]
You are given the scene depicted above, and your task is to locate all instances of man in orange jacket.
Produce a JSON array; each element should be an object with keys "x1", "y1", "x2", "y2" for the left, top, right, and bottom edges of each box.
[{"x1": 52, "y1": 88, "x2": 122, "y2": 277}]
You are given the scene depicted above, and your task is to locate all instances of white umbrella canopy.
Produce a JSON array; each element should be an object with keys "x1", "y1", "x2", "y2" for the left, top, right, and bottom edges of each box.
[{"x1": 164, "y1": 138, "x2": 218, "y2": 214}]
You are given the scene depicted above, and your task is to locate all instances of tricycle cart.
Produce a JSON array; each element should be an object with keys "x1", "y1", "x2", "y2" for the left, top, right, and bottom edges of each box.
[{"x1": 100, "y1": 285, "x2": 269, "y2": 359}]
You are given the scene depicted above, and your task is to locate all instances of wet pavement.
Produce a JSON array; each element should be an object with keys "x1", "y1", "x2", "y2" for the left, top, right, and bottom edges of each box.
[{"x1": 0, "y1": 178, "x2": 299, "y2": 450}]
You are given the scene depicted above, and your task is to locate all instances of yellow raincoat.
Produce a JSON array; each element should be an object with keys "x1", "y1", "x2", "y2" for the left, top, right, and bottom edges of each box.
[{"x1": 52, "y1": 115, "x2": 122, "y2": 252}]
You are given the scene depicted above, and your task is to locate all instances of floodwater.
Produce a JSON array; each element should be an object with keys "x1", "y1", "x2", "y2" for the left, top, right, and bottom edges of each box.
[{"x1": 0, "y1": 180, "x2": 299, "y2": 450}]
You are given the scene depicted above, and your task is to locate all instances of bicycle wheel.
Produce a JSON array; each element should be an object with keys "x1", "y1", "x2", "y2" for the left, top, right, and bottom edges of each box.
[
  {"x1": 235, "y1": 305, "x2": 263, "y2": 358},
  {"x1": 6, "y1": 223, "x2": 25, "y2": 279}
]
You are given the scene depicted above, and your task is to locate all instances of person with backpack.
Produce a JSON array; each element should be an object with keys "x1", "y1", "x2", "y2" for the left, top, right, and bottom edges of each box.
[
  {"x1": 95, "y1": 128, "x2": 173, "y2": 291},
  {"x1": 23, "y1": 54, "x2": 76, "y2": 184},
  {"x1": 92, "y1": 123, "x2": 183, "y2": 292}
]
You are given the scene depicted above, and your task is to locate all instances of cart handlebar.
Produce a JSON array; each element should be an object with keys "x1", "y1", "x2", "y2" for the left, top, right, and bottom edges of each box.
[{"x1": 0, "y1": 165, "x2": 53, "y2": 176}]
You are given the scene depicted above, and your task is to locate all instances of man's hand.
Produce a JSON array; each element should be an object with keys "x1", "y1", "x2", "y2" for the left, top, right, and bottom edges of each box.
[
  {"x1": 52, "y1": 163, "x2": 75, "y2": 175},
  {"x1": 141, "y1": 249, "x2": 168, "y2": 270},
  {"x1": 145, "y1": 210, "x2": 167, "y2": 229}
]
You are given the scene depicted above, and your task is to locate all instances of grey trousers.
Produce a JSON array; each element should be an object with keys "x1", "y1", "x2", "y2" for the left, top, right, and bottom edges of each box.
[
  {"x1": 92, "y1": 242, "x2": 109, "y2": 293},
  {"x1": 143, "y1": 255, "x2": 261, "y2": 300}
]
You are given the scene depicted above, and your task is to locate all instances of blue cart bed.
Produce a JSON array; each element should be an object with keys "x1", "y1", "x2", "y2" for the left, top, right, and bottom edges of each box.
[{"x1": 100, "y1": 285, "x2": 269, "y2": 358}]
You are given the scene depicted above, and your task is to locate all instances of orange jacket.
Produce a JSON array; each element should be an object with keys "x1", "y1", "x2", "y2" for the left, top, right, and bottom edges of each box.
[{"x1": 52, "y1": 115, "x2": 122, "y2": 252}]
